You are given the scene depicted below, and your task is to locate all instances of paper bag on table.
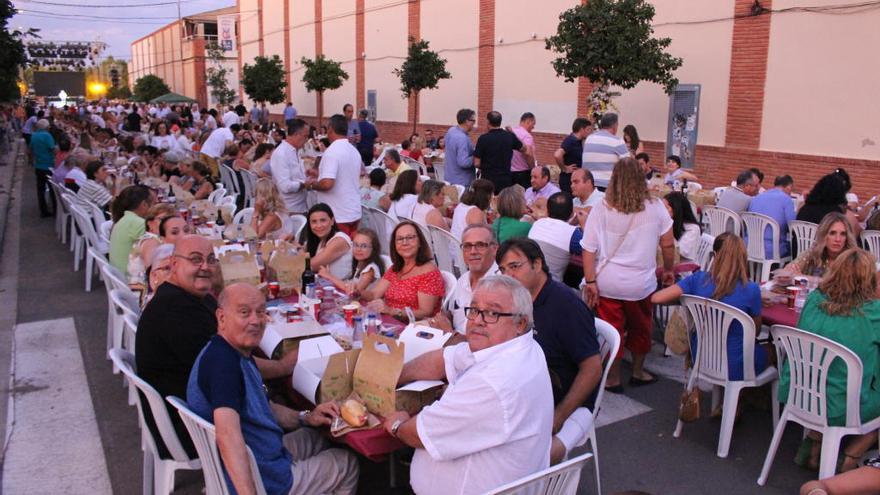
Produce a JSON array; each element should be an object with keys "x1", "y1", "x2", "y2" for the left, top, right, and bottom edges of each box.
[
  {"x1": 268, "y1": 248, "x2": 306, "y2": 293},
  {"x1": 218, "y1": 249, "x2": 261, "y2": 287},
  {"x1": 353, "y1": 334, "x2": 405, "y2": 418},
  {"x1": 170, "y1": 183, "x2": 194, "y2": 205},
  {"x1": 291, "y1": 336, "x2": 359, "y2": 404},
  {"x1": 223, "y1": 223, "x2": 258, "y2": 242}
]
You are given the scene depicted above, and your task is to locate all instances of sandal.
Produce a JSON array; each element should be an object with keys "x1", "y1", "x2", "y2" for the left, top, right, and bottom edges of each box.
[{"x1": 794, "y1": 436, "x2": 820, "y2": 471}]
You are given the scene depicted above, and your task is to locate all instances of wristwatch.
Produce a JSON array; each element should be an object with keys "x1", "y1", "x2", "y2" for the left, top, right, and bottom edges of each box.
[
  {"x1": 390, "y1": 419, "x2": 403, "y2": 437},
  {"x1": 298, "y1": 410, "x2": 311, "y2": 425}
]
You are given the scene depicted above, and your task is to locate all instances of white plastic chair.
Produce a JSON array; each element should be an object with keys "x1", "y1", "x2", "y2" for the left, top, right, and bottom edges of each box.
[
  {"x1": 110, "y1": 289, "x2": 142, "y2": 369},
  {"x1": 440, "y1": 270, "x2": 457, "y2": 311},
  {"x1": 232, "y1": 207, "x2": 254, "y2": 225},
  {"x1": 585, "y1": 318, "x2": 622, "y2": 495},
  {"x1": 167, "y1": 396, "x2": 267, "y2": 495},
  {"x1": 380, "y1": 254, "x2": 393, "y2": 273},
  {"x1": 359, "y1": 205, "x2": 374, "y2": 232},
  {"x1": 289, "y1": 214, "x2": 307, "y2": 241},
  {"x1": 60, "y1": 190, "x2": 80, "y2": 252},
  {"x1": 207, "y1": 187, "x2": 226, "y2": 206},
  {"x1": 702, "y1": 205, "x2": 741, "y2": 237},
  {"x1": 49, "y1": 180, "x2": 72, "y2": 243},
  {"x1": 68, "y1": 202, "x2": 99, "y2": 275},
  {"x1": 219, "y1": 195, "x2": 236, "y2": 208},
  {"x1": 758, "y1": 325, "x2": 880, "y2": 484},
  {"x1": 218, "y1": 164, "x2": 239, "y2": 199},
  {"x1": 675, "y1": 295, "x2": 779, "y2": 458},
  {"x1": 109, "y1": 351, "x2": 201, "y2": 495},
  {"x1": 741, "y1": 212, "x2": 791, "y2": 283},
  {"x1": 694, "y1": 233, "x2": 716, "y2": 272},
  {"x1": 240, "y1": 170, "x2": 258, "y2": 208},
  {"x1": 533, "y1": 239, "x2": 570, "y2": 283},
  {"x1": 78, "y1": 206, "x2": 111, "y2": 292},
  {"x1": 859, "y1": 230, "x2": 880, "y2": 262},
  {"x1": 428, "y1": 225, "x2": 465, "y2": 277},
  {"x1": 99, "y1": 219, "x2": 113, "y2": 245},
  {"x1": 485, "y1": 451, "x2": 593, "y2": 495},
  {"x1": 368, "y1": 206, "x2": 399, "y2": 256},
  {"x1": 789, "y1": 220, "x2": 818, "y2": 258}
]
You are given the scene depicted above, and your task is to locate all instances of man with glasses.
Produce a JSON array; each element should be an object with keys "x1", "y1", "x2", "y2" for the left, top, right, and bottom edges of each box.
[
  {"x1": 137, "y1": 235, "x2": 296, "y2": 459},
  {"x1": 444, "y1": 108, "x2": 478, "y2": 187},
  {"x1": 496, "y1": 238, "x2": 602, "y2": 464},
  {"x1": 430, "y1": 224, "x2": 500, "y2": 334},
  {"x1": 382, "y1": 275, "x2": 553, "y2": 495}
]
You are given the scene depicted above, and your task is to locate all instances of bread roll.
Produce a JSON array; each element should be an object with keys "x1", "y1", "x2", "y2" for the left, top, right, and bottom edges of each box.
[{"x1": 341, "y1": 399, "x2": 368, "y2": 427}]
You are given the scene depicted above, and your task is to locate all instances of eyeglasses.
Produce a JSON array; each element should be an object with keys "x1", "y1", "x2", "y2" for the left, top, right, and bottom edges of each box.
[
  {"x1": 464, "y1": 307, "x2": 519, "y2": 324},
  {"x1": 461, "y1": 241, "x2": 494, "y2": 251},
  {"x1": 467, "y1": 118, "x2": 477, "y2": 123},
  {"x1": 353, "y1": 243, "x2": 371, "y2": 250},
  {"x1": 174, "y1": 253, "x2": 219, "y2": 266},
  {"x1": 395, "y1": 234, "x2": 419, "y2": 245},
  {"x1": 498, "y1": 260, "x2": 528, "y2": 274}
]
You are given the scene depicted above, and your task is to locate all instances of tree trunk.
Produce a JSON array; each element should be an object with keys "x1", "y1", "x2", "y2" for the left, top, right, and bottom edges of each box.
[
  {"x1": 317, "y1": 91, "x2": 324, "y2": 126},
  {"x1": 412, "y1": 90, "x2": 419, "y2": 134}
]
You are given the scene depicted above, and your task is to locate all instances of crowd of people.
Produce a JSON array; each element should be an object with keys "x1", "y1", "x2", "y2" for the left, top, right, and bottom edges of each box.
[{"x1": 18, "y1": 94, "x2": 880, "y2": 495}]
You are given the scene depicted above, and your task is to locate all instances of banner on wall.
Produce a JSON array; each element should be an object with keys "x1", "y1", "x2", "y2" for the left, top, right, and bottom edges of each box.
[{"x1": 218, "y1": 15, "x2": 236, "y2": 52}]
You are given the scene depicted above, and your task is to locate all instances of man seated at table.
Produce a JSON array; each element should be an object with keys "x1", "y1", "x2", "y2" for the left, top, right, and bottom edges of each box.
[
  {"x1": 497, "y1": 238, "x2": 602, "y2": 463},
  {"x1": 747, "y1": 174, "x2": 796, "y2": 258},
  {"x1": 382, "y1": 275, "x2": 553, "y2": 495},
  {"x1": 529, "y1": 192, "x2": 583, "y2": 259},
  {"x1": 570, "y1": 168, "x2": 604, "y2": 224},
  {"x1": 430, "y1": 224, "x2": 500, "y2": 334},
  {"x1": 76, "y1": 158, "x2": 113, "y2": 210},
  {"x1": 136, "y1": 235, "x2": 296, "y2": 458},
  {"x1": 717, "y1": 169, "x2": 759, "y2": 214},
  {"x1": 188, "y1": 283, "x2": 359, "y2": 495},
  {"x1": 524, "y1": 165, "x2": 561, "y2": 207},
  {"x1": 384, "y1": 149, "x2": 411, "y2": 177}
]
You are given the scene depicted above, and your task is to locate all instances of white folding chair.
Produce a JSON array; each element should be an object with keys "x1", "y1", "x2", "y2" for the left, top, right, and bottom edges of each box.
[
  {"x1": 232, "y1": 207, "x2": 254, "y2": 225},
  {"x1": 702, "y1": 205, "x2": 741, "y2": 237},
  {"x1": 859, "y1": 230, "x2": 880, "y2": 262},
  {"x1": 368, "y1": 206, "x2": 399, "y2": 256},
  {"x1": 675, "y1": 295, "x2": 779, "y2": 458},
  {"x1": 109, "y1": 351, "x2": 201, "y2": 495},
  {"x1": 694, "y1": 233, "x2": 716, "y2": 272},
  {"x1": 167, "y1": 396, "x2": 267, "y2": 495},
  {"x1": 789, "y1": 220, "x2": 818, "y2": 258},
  {"x1": 741, "y1": 212, "x2": 790, "y2": 283},
  {"x1": 584, "y1": 318, "x2": 622, "y2": 495},
  {"x1": 758, "y1": 325, "x2": 880, "y2": 484},
  {"x1": 485, "y1": 452, "x2": 593, "y2": 495},
  {"x1": 428, "y1": 225, "x2": 464, "y2": 277}
]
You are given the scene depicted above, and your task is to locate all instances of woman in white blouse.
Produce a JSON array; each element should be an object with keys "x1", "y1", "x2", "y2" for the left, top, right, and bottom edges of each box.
[
  {"x1": 149, "y1": 121, "x2": 178, "y2": 153},
  {"x1": 299, "y1": 203, "x2": 352, "y2": 279},
  {"x1": 411, "y1": 180, "x2": 448, "y2": 230},
  {"x1": 663, "y1": 191, "x2": 701, "y2": 262},
  {"x1": 387, "y1": 169, "x2": 421, "y2": 221}
]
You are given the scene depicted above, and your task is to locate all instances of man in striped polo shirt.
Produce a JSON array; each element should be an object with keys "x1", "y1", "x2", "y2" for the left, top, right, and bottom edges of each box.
[{"x1": 581, "y1": 113, "x2": 630, "y2": 172}]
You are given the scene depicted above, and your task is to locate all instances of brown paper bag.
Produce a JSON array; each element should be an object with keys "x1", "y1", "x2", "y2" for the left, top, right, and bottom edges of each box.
[
  {"x1": 223, "y1": 224, "x2": 258, "y2": 242},
  {"x1": 353, "y1": 334, "x2": 405, "y2": 417},
  {"x1": 319, "y1": 350, "x2": 361, "y2": 403},
  {"x1": 218, "y1": 249, "x2": 261, "y2": 287},
  {"x1": 268, "y1": 248, "x2": 307, "y2": 292},
  {"x1": 170, "y1": 183, "x2": 195, "y2": 205}
]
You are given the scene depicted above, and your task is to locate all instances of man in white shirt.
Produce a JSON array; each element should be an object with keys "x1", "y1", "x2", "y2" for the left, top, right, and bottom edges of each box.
[
  {"x1": 431, "y1": 224, "x2": 500, "y2": 334},
  {"x1": 524, "y1": 166, "x2": 561, "y2": 207},
  {"x1": 222, "y1": 106, "x2": 240, "y2": 127},
  {"x1": 528, "y1": 192, "x2": 582, "y2": 281},
  {"x1": 571, "y1": 168, "x2": 605, "y2": 210},
  {"x1": 383, "y1": 275, "x2": 553, "y2": 495},
  {"x1": 310, "y1": 114, "x2": 362, "y2": 236},
  {"x1": 176, "y1": 127, "x2": 196, "y2": 152},
  {"x1": 200, "y1": 124, "x2": 240, "y2": 177},
  {"x1": 270, "y1": 119, "x2": 313, "y2": 215}
]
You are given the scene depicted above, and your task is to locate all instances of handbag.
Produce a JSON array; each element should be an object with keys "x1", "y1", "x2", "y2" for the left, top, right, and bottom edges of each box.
[
  {"x1": 678, "y1": 386, "x2": 701, "y2": 423},
  {"x1": 663, "y1": 307, "x2": 689, "y2": 356}
]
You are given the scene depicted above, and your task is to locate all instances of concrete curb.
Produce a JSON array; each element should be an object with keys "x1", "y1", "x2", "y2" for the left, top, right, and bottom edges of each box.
[{"x1": 0, "y1": 137, "x2": 23, "y2": 255}]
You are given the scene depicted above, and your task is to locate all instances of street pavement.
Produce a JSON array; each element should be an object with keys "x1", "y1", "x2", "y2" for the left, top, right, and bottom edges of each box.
[{"x1": 0, "y1": 153, "x2": 825, "y2": 494}]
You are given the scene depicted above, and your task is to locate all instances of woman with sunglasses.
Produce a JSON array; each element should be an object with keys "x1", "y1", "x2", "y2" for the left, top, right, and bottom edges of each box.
[{"x1": 364, "y1": 220, "x2": 445, "y2": 320}]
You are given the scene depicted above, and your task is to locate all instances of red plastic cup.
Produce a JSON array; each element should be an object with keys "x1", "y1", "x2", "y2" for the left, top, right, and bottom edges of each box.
[{"x1": 268, "y1": 282, "x2": 280, "y2": 299}]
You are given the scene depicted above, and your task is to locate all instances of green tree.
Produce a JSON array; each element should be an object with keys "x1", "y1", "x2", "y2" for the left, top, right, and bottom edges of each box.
[
  {"x1": 205, "y1": 42, "x2": 236, "y2": 106},
  {"x1": 393, "y1": 37, "x2": 451, "y2": 133},
  {"x1": 545, "y1": 0, "x2": 683, "y2": 123},
  {"x1": 300, "y1": 55, "x2": 349, "y2": 123},
  {"x1": 133, "y1": 74, "x2": 170, "y2": 102},
  {"x1": 107, "y1": 85, "x2": 132, "y2": 100},
  {"x1": 241, "y1": 55, "x2": 286, "y2": 106},
  {"x1": 0, "y1": 0, "x2": 37, "y2": 101}
]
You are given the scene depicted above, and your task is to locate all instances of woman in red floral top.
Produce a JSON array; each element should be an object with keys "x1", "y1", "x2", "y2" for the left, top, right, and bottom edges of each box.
[{"x1": 364, "y1": 220, "x2": 445, "y2": 320}]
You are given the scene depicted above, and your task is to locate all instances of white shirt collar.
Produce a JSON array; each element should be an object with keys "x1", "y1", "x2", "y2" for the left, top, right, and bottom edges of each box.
[{"x1": 471, "y1": 331, "x2": 534, "y2": 364}]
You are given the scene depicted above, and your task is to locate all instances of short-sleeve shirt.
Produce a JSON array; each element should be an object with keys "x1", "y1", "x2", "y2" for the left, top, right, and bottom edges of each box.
[
  {"x1": 533, "y1": 279, "x2": 600, "y2": 409},
  {"x1": 582, "y1": 130, "x2": 629, "y2": 172},
  {"x1": 359, "y1": 186, "x2": 385, "y2": 209},
  {"x1": 357, "y1": 120, "x2": 378, "y2": 155},
  {"x1": 560, "y1": 134, "x2": 583, "y2": 168},
  {"x1": 492, "y1": 216, "x2": 532, "y2": 244},
  {"x1": 109, "y1": 210, "x2": 146, "y2": 276},
  {"x1": 381, "y1": 267, "x2": 445, "y2": 315},
  {"x1": 200, "y1": 127, "x2": 234, "y2": 158},
  {"x1": 29, "y1": 130, "x2": 56, "y2": 170},
  {"x1": 473, "y1": 128, "x2": 522, "y2": 192},
  {"x1": 187, "y1": 335, "x2": 293, "y2": 495},
  {"x1": 677, "y1": 271, "x2": 767, "y2": 381},
  {"x1": 317, "y1": 139, "x2": 363, "y2": 223},
  {"x1": 510, "y1": 126, "x2": 534, "y2": 172}
]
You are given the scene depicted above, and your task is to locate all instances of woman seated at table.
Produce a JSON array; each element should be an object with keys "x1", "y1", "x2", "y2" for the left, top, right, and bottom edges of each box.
[
  {"x1": 779, "y1": 248, "x2": 880, "y2": 473},
  {"x1": 149, "y1": 121, "x2": 177, "y2": 153},
  {"x1": 492, "y1": 185, "x2": 533, "y2": 243},
  {"x1": 158, "y1": 216, "x2": 191, "y2": 245},
  {"x1": 363, "y1": 220, "x2": 445, "y2": 321},
  {"x1": 187, "y1": 160, "x2": 215, "y2": 200},
  {"x1": 451, "y1": 178, "x2": 493, "y2": 239},
  {"x1": 784, "y1": 212, "x2": 857, "y2": 277},
  {"x1": 411, "y1": 180, "x2": 449, "y2": 230},
  {"x1": 250, "y1": 178, "x2": 292, "y2": 240},
  {"x1": 299, "y1": 203, "x2": 352, "y2": 279},
  {"x1": 319, "y1": 228, "x2": 386, "y2": 297},
  {"x1": 251, "y1": 143, "x2": 275, "y2": 178},
  {"x1": 651, "y1": 233, "x2": 768, "y2": 381},
  {"x1": 400, "y1": 137, "x2": 425, "y2": 164},
  {"x1": 796, "y1": 173, "x2": 861, "y2": 237},
  {"x1": 664, "y1": 191, "x2": 702, "y2": 262},
  {"x1": 385, "y1": 169, "x2": 421, "y2": 221},
  {"x1": 110, "y1": 185, "x2": 153, "y2": 277},
  {"x1": 127, "y1": 203, "x2": 176, "y2": 285}
]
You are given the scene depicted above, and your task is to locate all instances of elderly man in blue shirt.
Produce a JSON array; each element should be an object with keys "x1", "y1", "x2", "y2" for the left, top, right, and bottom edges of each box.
[
  {"x1": 747, "y1": 174, "x2": 796, "y2": 258},
  {"x1": 444, "y1": 108, "x2": 477, "y2": 187}
]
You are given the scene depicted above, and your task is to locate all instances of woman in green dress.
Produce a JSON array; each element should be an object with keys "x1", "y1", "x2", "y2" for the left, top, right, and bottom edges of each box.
[
  {"x1": 779, "y1": 248, "x2": 880, "y2": 472},
  {"x1": 492, "y1": 185, "x2": 532, "y2": 243}
]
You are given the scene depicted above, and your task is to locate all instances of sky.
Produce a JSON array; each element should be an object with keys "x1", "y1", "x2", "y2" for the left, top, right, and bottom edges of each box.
[{"x1": 11, "y1": 0, "x2": 235, "y2": 62}]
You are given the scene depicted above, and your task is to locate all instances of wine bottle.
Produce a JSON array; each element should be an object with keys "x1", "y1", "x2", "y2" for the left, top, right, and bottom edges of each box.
[{"x1": 301, "y1": 255, "x2": 315, "y2": 295}]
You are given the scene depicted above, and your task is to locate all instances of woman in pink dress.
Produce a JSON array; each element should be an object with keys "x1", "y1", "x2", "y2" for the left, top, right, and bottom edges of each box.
[{"x1": 364, "y1": 220, "x2": 445, "y2": 320}]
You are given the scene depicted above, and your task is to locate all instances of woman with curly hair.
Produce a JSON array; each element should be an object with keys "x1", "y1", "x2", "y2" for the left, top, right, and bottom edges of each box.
[
  {"x1": 785, "y1": 212, "x2": 857, "y2": 277},
  {"x1": 250, "y1": 178, "x2": 292, "y2": 240},
  {"x1": 797, "y1": 173, "x2": 861, "y2": 236},
  {"x1": 780, "y1": 248, "x2": 880, "y2": 473},
  {"x1": 582, "y1": 157, "x2": 676, "y2": 392}
]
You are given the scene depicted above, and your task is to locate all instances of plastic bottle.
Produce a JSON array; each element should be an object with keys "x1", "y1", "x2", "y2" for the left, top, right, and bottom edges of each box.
[
  {"x1": 352, "y1": 316, "x2": 364, "y2": 345},
  {"x1": 794, "y1": 287, "x2": 807, "y2": 312}
]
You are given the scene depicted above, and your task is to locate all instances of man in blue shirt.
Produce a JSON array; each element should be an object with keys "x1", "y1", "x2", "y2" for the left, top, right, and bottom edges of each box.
[
  {"x1": 29, "y1": 119, "x2": 57, "y2": 217},
  {"x1": 187, "y1": 284, "x2": 358, "y2": 495},
  {"x1": 747, "y1": 174, "x2": 796, "y2": 258},
  {"x1": 553, "y1": 117, "x2": 591, "y2": 193},
  {"x1": 496, "y1": 238, "x2": 602, "y2": 464},
  {"x1": 444, "y1": 108, "x2": 477, "y2": 187},
  {"x1": 356, "y1": 109, "x2": 379, "y2": 166},
  {"x1": 283, "y1": 102, "x2": 297, "y2": 128},
  {"x1": 343, "y1": 103, "x2": 360, "y2": 145}
]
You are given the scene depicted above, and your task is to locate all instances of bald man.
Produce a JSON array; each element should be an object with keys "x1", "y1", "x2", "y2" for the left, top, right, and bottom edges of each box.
[{"x1": 188, "y1": 284, "x2": 359, "y2": 495}]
